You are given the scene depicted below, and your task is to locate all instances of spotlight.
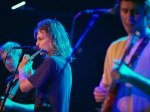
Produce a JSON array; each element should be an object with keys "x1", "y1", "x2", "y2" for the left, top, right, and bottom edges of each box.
[{"x1": 11, "y1": 1, "x2": 26, "y2": 10}]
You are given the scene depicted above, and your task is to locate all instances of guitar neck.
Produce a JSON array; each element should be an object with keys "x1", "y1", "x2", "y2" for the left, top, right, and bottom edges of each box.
[{"x1": 100, "y1": 80, "x2": 121, "y2": 112}]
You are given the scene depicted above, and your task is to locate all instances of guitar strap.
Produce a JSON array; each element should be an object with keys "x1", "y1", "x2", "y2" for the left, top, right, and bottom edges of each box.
[{"x1": 127, "y1": 36, "x2": 150, "y2": 68}]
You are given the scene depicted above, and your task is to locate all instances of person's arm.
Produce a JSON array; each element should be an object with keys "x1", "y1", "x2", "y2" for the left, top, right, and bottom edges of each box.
[
  {"x1": 19, "y1": 68, "x2": 34, "y2": 92},
  {"x1": 112, "y1": 60, "x2": 150, "y2": 95},
  {"x1": 20, "y1": 79, "x2": 34, "y2": 92},
  {"x1": 12, "y1": 102, "x2": 34, "y2": 112},
  {"x1": 129, "y1": 72, "x2": 150, "y2": 95},
  {"x1": 0, "y1": 97, "x2": 34, "y2": 112},
  {"x1": 93, "y1": 45, "x2": 113, "y2": 102},
  {"x1": 18, "y1": 54, "x2": 34, "y2": 92},
  {"x1": 93, "y1": 83, "x2": 109, "y2": 102}
]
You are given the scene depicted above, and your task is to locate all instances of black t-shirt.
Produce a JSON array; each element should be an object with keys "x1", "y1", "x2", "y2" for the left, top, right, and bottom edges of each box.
[{"x1": 28, "y1": 56, "x2": 72, "y2": 112}]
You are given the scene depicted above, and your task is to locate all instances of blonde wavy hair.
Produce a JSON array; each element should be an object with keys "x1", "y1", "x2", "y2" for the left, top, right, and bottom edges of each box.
[
  {"x1": 34, "y1": 19, "x2": 73, "y2": 62},
  {"x1": 0, "y1": 41, "x2": 22, "y2": 60}
]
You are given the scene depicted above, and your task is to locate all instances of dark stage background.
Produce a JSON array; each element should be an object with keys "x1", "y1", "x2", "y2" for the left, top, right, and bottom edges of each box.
[{"x1": 0, "y1": 0, "x2": 127, "y2": 112}]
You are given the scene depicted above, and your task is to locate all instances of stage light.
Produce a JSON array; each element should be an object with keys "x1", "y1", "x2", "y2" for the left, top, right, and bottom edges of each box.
[{"x1": 11, "y1": 1, "x2": 26, "y2": 10}]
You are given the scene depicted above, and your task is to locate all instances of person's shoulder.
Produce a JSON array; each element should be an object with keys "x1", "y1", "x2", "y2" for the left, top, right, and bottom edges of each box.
[
  {"x1": 49, "y1": 56, "x2": 65, "y2": 62},
  {"x1": 44, "y1": 56, "x2": 65, "y2": 64},
  {"x1": 106, "y1": 36, "x2": 128, "y2": 53},
  {"x1": 49, "y1": 56, "x2": 70, "y2": 67},
  {"x1": 111, "y1": 36, "x2": 128, "y2": 45}
]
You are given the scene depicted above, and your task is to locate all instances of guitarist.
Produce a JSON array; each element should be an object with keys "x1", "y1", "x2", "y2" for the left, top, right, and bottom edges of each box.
[
  {"x1": 0, "y1": 41, "x2": 36, "y2": 112},
  {"x1": 93, "y1": 0, "x2": 150, "y2": 112}
]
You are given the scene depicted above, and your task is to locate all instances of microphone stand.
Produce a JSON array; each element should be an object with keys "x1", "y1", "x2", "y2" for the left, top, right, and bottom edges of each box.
[
  {"x1": 60, "y1": 14, "x2": 100, "y2": 80},
  {"x1": 70, "y1": 11, "x2": 82, "y2": 44},
  {"x1": 61, "y1": 14, "x2": 100, "y2": 73},
  {"x1": 71, "y1": 14, "x2": 100, "y2": 57},
  {"x1": 0, "y1": 49, "x2": 25, "y2": 112}
]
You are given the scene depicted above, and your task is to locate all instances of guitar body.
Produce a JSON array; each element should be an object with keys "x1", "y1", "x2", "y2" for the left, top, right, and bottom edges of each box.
[
  {"x1": 100, "y1": 80, "x2": 121, "y2": 112},
  {"x1": 7, "y1": 79, "x2": 20, "y2": 99}
]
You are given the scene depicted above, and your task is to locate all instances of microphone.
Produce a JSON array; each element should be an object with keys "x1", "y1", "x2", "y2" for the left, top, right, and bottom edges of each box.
[
  {"x1": 82, "y1": 8, "x2": 116, "y2": 14},
  {"x1": 13, "y1": 46, "x2": 39, "y2": 51}
]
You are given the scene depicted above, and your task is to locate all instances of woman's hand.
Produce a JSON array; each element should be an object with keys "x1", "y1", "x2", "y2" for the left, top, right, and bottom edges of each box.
[{"x1": 18, "y1": 54, "x2": 33, "y2": 77}]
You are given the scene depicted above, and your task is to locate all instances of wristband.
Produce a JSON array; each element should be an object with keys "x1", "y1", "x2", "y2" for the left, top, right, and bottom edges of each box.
[{"x1": 19, "y1": 69, "x2": 27, "y2": 81}]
